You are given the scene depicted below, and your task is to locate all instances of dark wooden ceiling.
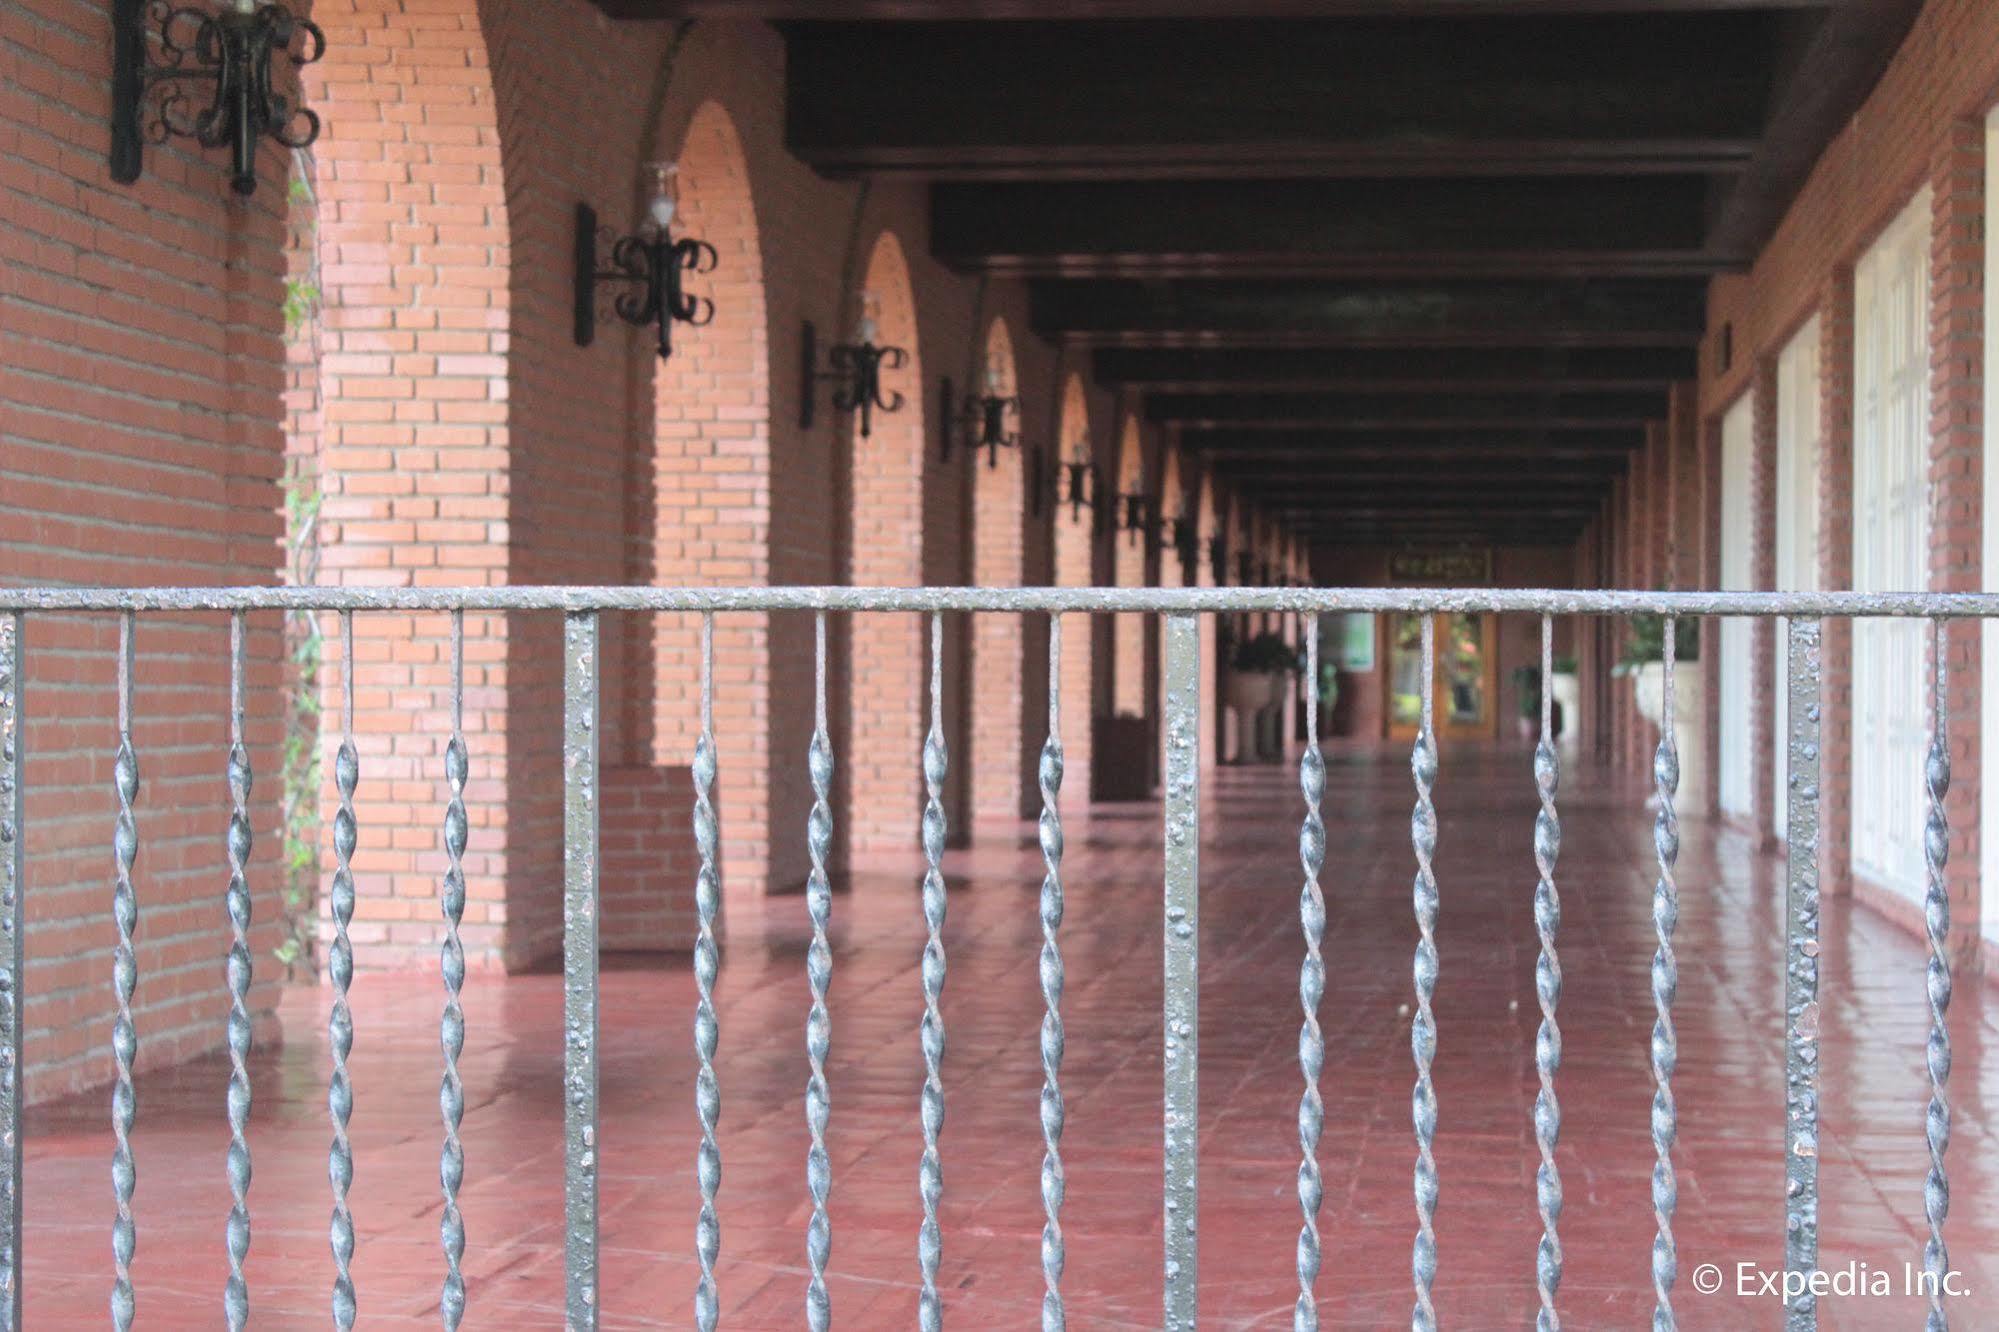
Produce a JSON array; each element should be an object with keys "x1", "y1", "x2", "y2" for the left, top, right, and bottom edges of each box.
[{"x1": 593, "y1": 0, "x2": 1921, "y2": 547}]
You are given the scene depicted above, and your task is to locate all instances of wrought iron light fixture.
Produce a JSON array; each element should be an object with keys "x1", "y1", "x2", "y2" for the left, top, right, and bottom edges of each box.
[
  {"x1": 1115, "y1": 465, "x2": 1152, "y2": 547},
  {"x1": 939, "y1": 356, "x2": 1020, "y2": 467},
  {"x1": 1169, "y1": 516, "x2": 1199, "y2": 574},
  {"x1": 573, "y1": 163, "x2": 717, "y2": 362},
  {"x1": 110, "y1": 0, "x2": 324, "y2": 196},
  {"x1": 1048, "y1": 430, "x2": 1102, "y2": 526},
  {"x1": 801, "y1": 292, "x2": 908, "y2": 439}
]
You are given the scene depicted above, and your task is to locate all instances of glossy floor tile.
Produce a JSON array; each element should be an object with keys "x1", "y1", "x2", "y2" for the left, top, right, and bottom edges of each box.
[{"x1": 19, "y1": 745, "x2": 1998, "y2": 1328}]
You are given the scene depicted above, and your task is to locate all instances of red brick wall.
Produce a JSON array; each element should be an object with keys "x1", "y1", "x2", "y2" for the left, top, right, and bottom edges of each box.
[
  {"x1": 1, "y1": 0, "x2": 292, "y2": 1098},
  {"x1": 969, "y1": 319, "x2": 1029, "y2": 823},
  {"x1": 1928, "y1": 121, "x2": 1984, "y2": 961}
]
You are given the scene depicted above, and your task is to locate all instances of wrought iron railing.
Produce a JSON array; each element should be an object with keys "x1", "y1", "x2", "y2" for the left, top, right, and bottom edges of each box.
[{"x1": 0, "y1": 584, "x2": 1981, "y2": 1330}]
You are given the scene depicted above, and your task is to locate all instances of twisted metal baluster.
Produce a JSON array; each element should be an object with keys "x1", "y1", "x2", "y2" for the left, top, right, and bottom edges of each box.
[
  {"x1": 1531, "y1": 615, "x2": 1564, "y2": 1332},
  {"x1": 1409, "y1": 616, "x2": 1439, "y2": 1332},
  {"x1": 805, "y1": 613, "x2": 834, "y2": 1332},
  {"x1": 918, "y1": 614, "x2": 949, "y2": 1331},
  {"x1": 1038, "y1": 616, "x2": 1067, "y2": 1332},
  {"x1": 111, "y1": 613, "x2": 139, "y2": 1332},
  {"x1": 224, "y1": 611, "x2": 255, "y2": 1332},
  {"x1": 693, "y1": 614, "x2": 722, "y2": 1332},
  {"x1": 1650, "y1": 618, "x2": 1681, "y2": 1332},
  {"x1": 440, "y1": 611, "x2": 469, "y2": 1329},
  {"x1": 330, "y1": 613, "x2": 358, "y2": 1330},
  {"x1": 1922, "y1": 618, "x2": 1952, "y2": 1332},
  {"x1": 1297, "y1": 614, "x2": 1327, "y2": 1332}
]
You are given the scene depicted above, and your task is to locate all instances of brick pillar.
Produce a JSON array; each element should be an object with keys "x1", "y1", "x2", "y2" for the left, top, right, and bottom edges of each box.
[
  {"x1": 1748, "y1": 358, "x2": 1780, "y2": 842},
  {"x1": 1818, "y1": 271, "x2": 1857, "y2": 897},
  {"x1": 1929, "y1": 121, "x2": 1985, "y2": 966}
]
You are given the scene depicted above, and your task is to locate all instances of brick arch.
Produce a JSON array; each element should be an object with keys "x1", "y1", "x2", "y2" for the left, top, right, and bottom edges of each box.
[
  {"x1": 1195, "y1": 470, "x2": 1223, "y2": 766},
  {"x1": 599, "y1": 98, "x2": 776, "y2": 942},
  {"x1": 846, "y1": 230, "x2": 927, "y2": 851},
  {"x1": 1112, "y1": 412, "x2": 1149, "y2": 717},
  {"x1": 969, "y1": 318, "x2": 1029, "y2": 821},
  {"x1": 303, "y1": 0, "x2": 517, "y2": 966},
  {"x1": 1052, "y1": 374, "x2": 1098, "y2": 808}
]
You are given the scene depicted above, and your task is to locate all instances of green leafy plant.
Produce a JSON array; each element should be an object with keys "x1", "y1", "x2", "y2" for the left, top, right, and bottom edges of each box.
[
  {"x1": 1614, "y1": 614, "x2": 1700, "y2": 675},
  {"x1": 1512, "y1": 664, "x2": 1543, "y2": 718},
  {"x1": 1230, "y1": 631, "x2": 1302, "y2": 675}
]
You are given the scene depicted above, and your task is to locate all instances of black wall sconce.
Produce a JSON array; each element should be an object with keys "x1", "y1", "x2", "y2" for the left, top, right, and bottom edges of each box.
[
  {"x1": 1115, "y1": 474, "x2": 1153, "y2": 548},
  {"x1": 939, "y1": 359, "x2": 1019, "y2": 467},
  {"x1": 574, "y1": 163, "x2": 717, "y2": 362},
  {"x1": 1206, "y1": 535, "x2": 1229, "y2": 586},
  {"x1": 1049, "y1": 433, "x2": 1102, "y2": 527},
  {"x1": 801, "y1": 293, "x2": 907, "y2": 439},
  {"x1": 1169, "y1": 516, "x2": 1199, "y2": 573},
  {"x1": 110, "y1": 0, "x2": 324, "y2": 197}
]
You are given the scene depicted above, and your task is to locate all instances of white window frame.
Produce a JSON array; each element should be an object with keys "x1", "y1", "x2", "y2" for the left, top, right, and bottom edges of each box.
[
  {"x1": 1716, "y1": 394, "x2": 1755, "y2": 819},
  {"x1": 1850, "y1": 189, "x2": 1932, "y2": 905},
  {"x1": 1772, "y1": 316, "x2": 1820, "y2": 838}
]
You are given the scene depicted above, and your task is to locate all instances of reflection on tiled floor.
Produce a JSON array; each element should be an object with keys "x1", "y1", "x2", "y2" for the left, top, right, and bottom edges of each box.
[{"x1": 19, "y1": 746, "x2": 1999, "y2": 1328}]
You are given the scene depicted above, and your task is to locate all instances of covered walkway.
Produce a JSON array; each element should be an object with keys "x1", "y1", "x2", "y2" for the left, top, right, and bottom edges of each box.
[{"x1": 18, "y1": 748, "x2": 1998, "y2": 1328}]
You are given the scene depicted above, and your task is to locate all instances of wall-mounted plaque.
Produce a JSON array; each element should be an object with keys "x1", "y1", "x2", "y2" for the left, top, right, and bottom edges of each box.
[{"x1": 1388, "y1": 548, "x2": 1493, "y2": 585}]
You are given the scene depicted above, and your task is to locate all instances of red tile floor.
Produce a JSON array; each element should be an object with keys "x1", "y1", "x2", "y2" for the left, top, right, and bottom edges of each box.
[{"x1": 20, "y1": 746, "x2": 1999, "y2": 1327}]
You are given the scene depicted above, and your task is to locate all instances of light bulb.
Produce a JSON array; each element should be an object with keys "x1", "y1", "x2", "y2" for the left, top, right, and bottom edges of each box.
[{"x1": 646, "y1": 162, "x2": 678, "y2": 232}]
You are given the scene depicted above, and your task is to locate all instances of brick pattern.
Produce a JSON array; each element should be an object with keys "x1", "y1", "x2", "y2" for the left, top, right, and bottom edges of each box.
[
  {"x1": 970, "y1": 319, "x2": 1028, "y2": 822},
  {"x1": 1052, "y1": 376, "x2": 1098, "y2": 808},
  {"x1": 845, "y1": 231, "x2": 929, "y2": 853},
  {"x1": 632, "y1": 99, "x2": 770, "y2": 905},
  {"x1": 1817, "y1": 273, "x2": 1858, "y2": 899},
  {"x1": 1928, "y1": 121, "x2": 1984, "y2": 967},
  {"x1": 599, "y1": 764, "x2": 699, "y2": 950},
  {"x1": 304, "y1": 0, "x2": 523, "y2": 967},
  {"x1": 1, "y1": 0, "x2": 292, "y2": 1099},
  {"x1": 1111, "y1": 413, "x2": 1147, "y2": 718}
]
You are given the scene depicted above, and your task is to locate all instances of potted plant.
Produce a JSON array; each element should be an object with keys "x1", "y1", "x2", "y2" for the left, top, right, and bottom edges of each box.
[
  {"x1": 1614, "y1": 615, "x2": 1706, "y2": 807},
  {"x1": 1513, "y1": 658, "x2": 1580, "y2": 744},
  {"x1": 1225, "y1": 631, "x2": 1299, "y2": 761},
  {"x1": 1227, "y1": 631, "x2": 1299, "y2": 713}
]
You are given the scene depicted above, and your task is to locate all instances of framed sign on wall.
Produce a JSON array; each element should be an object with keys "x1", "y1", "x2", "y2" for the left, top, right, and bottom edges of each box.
[{"x1": 1388, "y1": 547, "x2": 1493, "y2": 585}]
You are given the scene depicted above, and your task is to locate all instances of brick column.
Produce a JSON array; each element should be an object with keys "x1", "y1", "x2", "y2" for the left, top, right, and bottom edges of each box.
[
  {"x1": 1748, "y1": 358, "x2": 1780, "y2": 843},
  {"x1": 1929, "y1": 121, "x2": 1985, "y2": 967},
  {"x1": 1817, "y1": 272, "x2": 1857, "y2": 897}
]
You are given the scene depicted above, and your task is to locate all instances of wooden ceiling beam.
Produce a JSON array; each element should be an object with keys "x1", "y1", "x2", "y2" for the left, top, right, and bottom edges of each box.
[
  {"x1": 933, "y1": 177, "x2": 1730, "y2": 278},
  {"x1": 1183, "y1": 428, "x2": 1646, "y2": 454},
  {"x1": 781, "y1": 16, "x2": 1774, "y2": 179},
  {"x1": 1149, "y1": 390, "x2": 1663, "y2": 429},
  {"x1": 1092, "y1": 346, "x2": 1698, "y2": 392},
  {"x1": 1032, "y1": 278, "x2": 1708, "y2": 347}
]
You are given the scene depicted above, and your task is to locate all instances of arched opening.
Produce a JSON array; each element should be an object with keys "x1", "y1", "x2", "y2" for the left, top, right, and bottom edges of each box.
[
  {"x1": 1156, "y1": 450, "x2": 1187, "y2": 776},
  {"x1": 302, "y1": 0, "x2": 516, "y2": 966},
  {"x1": 845, "y1": 231, "x2": 926, "y2": 852},
  {"x1": 612, "y1": 99, "x2": 773, "y2": 938},
  {"x1": 1052, "y1": 374, "x2": 1098, "y2": 808},
  {"x1": 1111, "y1": 412, "x2": 1149, "y2": 718},
  {"x1": 969, "y1": 318, "x2": 1028, "y2": 823},
  {"x1": 1195, "y1": 470, "x2": 1222, "y2": 767}
]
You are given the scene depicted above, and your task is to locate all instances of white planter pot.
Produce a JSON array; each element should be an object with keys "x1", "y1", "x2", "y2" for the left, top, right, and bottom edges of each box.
[
  {"x1": 1225, "y1": 670, "x2": 1283, "y2": 716},
  {"x1": 1629, "y1": 661, "x2": 1706, "y2": 810}
]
